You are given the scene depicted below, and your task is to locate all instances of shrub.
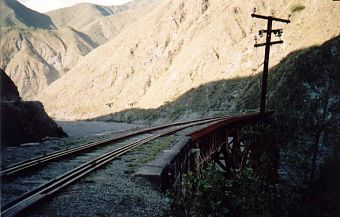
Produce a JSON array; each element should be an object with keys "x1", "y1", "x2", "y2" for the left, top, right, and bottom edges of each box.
[
  {"x1": 173, "y1": 165, "x2": 293, "y2": 217},
  {"x1": 291, "y1": 4, "x2": 305, "y2": 13}
]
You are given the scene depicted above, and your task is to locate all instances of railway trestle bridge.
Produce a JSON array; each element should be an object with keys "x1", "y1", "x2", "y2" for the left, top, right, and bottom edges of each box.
[{"x1": 138, "y1": 112, "x2": 279, "y2": 191}]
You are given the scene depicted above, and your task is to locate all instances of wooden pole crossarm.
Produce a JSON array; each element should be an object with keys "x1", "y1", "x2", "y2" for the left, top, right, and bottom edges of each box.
[
  {"x1": 254, "y1": 40, "x2": 283, "y2": 47},
  {"x1": 259, "y1": 29, "x2": 283, "y2": 34},
  {"x1": 251, "y1": 12, "x2": 289, "y2": 115},
  {"x1": 251, "y1": 13, "x2": 290, "y2": 23}
]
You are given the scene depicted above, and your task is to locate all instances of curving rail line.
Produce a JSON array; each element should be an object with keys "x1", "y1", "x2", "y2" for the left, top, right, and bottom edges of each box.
[
  {"x1": 1, "y1": 116, "x2": 232, "y2": 178},
  {"x1": 1, "y1": 116, "x2": 236, "y2": 217}
]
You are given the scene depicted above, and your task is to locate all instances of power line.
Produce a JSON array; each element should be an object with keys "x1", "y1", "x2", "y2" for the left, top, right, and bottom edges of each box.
[{"x1": 251, "y1": 9, "x2": 290, "y2": 114}]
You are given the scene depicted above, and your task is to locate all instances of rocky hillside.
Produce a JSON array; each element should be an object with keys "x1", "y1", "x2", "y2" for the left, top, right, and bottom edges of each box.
[
  {"x1": 0, "y1": 0, "x2": 55, "y2": 29},
  {"x1": 1, "y1": 0, "x2": 161, "y2": 100},
  {"x1": 0, "y1": 27, "x2": 97, "y2": 99},
  {"x1": 46, "y1": 3, "x2": 128, "y2": 29},
  {"x1": 79, "y1": 1, "x2": 161, "y2": 45},
  {"x1": 39, "y1": 0, "x2": 340, "y2": 120},
  {"x1": 0, "y1": 69, "x2": 67, "y2": 146},
  {"x1": 46, "y1": 0, "x2": 161, "y2": 45}
]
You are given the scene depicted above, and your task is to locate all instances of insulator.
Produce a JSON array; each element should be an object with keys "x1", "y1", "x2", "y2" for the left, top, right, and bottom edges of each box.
[{"x1": 259, "y1": 30, "x2": 263, "y2": 37}]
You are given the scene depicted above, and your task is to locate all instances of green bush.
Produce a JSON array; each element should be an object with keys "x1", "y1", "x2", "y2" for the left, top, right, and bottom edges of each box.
[
  {"x1": 173, "y1": 165, "x2": 293, "y2": 217},
  {"x1": 171, "y1": 158, "x2": 340, "y2": 217},
  {"x1": 291, "y1": 4, "x2": 305, "y2": 13}
]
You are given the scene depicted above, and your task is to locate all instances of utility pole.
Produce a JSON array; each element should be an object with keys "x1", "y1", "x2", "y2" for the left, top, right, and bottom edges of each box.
[{"x1": 252, "y1": 10, "x2": 290, "y2": 114}]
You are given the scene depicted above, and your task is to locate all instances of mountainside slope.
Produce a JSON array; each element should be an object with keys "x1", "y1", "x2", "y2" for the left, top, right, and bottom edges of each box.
[
  {"x1": 80, "y1": 1, "x2": 161, "y2": 44},
  {"x1": 46, "y1": 3, "x2": 128, "y2": 30},
  {"x1": 0, "y1": 0, "x2": 55, "y2": 29},
  {"x1": 0, "y1": 27, "x2": 97, "y2": 99},
  {"x1": 1, "y1": 0, "x2": 163, "y2": 100},
  {"x1": 40, "y1": 0, "x2": 340, "y2": 120}
]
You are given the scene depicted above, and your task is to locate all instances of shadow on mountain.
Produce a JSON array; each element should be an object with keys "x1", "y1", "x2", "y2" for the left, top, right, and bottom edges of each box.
[
  {"x1": 70, "y1": 27, "x2": 99, "y2": 48},
  {"x1": 2, "y1": 0, "x2": 56, "y2": 29},
  {"x1": 96, "y1": 76, "x2": 252, "y2": 124},
  {"x1": 94, "y1": 4, "x2": 115, "y2": 16},
  {"x1": 92, "y1": 35, "x2": 339, "y2": 148},
  {"x1": 93, "y1": 37, "x2": 340, "y2": 215}
]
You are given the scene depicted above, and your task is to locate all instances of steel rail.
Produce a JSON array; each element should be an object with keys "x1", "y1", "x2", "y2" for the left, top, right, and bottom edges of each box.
[
  {"x1": 1, "y1": 116, "x2": 233, "y2": 177},
  {"x1": 1, "y1": 118, "x2": 229, "y2": 217}
]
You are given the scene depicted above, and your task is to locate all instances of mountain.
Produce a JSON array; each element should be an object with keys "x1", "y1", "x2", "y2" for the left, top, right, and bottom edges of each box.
[
  {"x1": 46, "y1": 3, "x2": 128, "y2": 30},
  {"x1": 79, "y1": 1, "x2": 161, "y2": 44},
  {"x1": 0, "y1": 69, "x2": 67, "y2": 146},
  {"x1": 39, "y1": 0, "x2": 340, "y2": 120},
  {"x1": 46, "y1": 0, "x2": 161, "y2": 45},
  {"x1": 46, "y1": 0, "x2": 161, "y2": 30},
  {"x1": 0, "y1": 27, "x2": 97, "y2": 99},
  {"x1": 0, "y1": 0, "x2": 161, "y2": 100},
  {"x1": 0, "y1": 0, "x2": 56, "y2": 29}
]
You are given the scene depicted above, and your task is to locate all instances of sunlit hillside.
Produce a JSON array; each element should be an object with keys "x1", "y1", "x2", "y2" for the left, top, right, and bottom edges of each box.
[
  {"x1": 0, "y1": 0, "x2": 158, "y2": 100},
  {"x1": 39, "y1": 0, "x2": 340, "y2": 120}
]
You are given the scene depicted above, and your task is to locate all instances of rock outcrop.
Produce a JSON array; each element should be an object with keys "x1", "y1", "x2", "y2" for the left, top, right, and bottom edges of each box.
[
  {"x1": 0, "y1": 68, "x2": 20, "y2": 101},
  {"x1": 0, "y1": 69, "x2": 67, "y2": 146}
]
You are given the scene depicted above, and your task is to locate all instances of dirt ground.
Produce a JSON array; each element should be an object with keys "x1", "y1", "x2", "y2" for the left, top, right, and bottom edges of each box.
[{"x1": 56, "y1": 120, "x2": 142, "y2": 137}]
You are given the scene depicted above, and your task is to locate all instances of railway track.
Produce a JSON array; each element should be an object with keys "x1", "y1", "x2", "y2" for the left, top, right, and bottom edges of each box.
[
  {"x1": 1, "y1": 116, "x2": 235, "y2": 217},
  {"x1": 1, "y1": 116, "x2": 230, "y2": 178}
]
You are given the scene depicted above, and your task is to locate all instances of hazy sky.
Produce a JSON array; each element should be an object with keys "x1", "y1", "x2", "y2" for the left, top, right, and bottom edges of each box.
[{"x1": 18, "y1": 0, "x2": 132, "y2": 12}]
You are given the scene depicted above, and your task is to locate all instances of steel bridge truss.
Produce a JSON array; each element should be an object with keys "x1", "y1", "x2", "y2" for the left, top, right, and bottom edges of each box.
[{"x1": 187, "y1": 112, "x2": 279, "y2": 180}]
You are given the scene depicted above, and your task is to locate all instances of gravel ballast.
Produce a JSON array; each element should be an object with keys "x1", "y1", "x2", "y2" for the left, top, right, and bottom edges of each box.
[
  {"x1": 1, "y1": 120, "x2": 214, "y2": 216},
  {"x1": 1, "y1": 121, "x2": 171, "y2": 216}
]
